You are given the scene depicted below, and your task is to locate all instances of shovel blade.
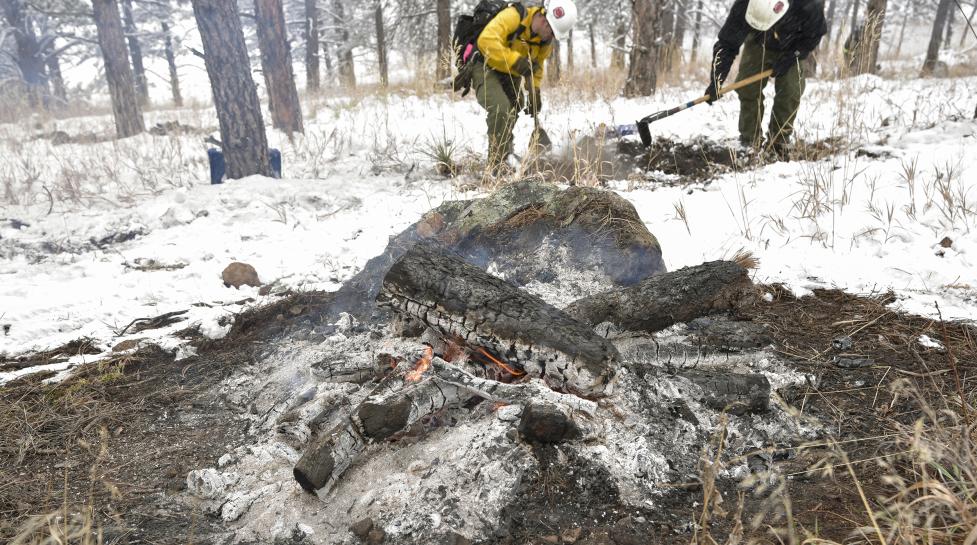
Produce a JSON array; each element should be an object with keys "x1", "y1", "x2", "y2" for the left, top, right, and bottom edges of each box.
[{"x1": 637, "y1": 121, "x2": 652, "y2": 147}]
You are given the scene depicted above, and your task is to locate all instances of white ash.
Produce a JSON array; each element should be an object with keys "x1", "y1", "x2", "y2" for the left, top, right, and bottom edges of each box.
[{"x1": 182, "y1": 285, "x2": 824, "y2": 544}]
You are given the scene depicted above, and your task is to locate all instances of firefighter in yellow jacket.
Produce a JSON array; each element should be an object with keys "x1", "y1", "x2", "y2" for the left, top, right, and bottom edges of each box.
[{"x1": 472, "y1": 0, "x2": 576, "y2": 170}]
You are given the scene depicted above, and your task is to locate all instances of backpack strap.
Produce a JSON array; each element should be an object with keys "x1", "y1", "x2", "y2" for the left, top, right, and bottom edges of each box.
[{"x1": 505, "y1": 3, "x2": 527, "y2": 43}]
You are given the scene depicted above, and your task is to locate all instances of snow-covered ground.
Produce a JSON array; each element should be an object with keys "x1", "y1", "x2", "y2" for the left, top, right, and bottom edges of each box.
[{"x1": 1, "y1": 74, "x2": 975, "y2": 382}]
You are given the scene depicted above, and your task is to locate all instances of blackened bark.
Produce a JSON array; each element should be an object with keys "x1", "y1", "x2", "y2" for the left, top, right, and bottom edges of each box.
[
  {"x1": 254, "y1": 0, "x2": 304, "y2": 134},
  {"x1": 92, "y1": 0, "x2": 145, "y2": 138},
  {"x1": 191, "y1": 0, "x2": 271, "y2": 178},
  {"x1": 922, "y1": 0, "x2": 953, "y2": 75},
  {"x1": 333, "y1": 0, "x2": 355, "y2": 88},
  {"x1": 563, "y1": 261, "x2": 754, "y2": 333},
  {"x1": 2, "y1": 0, "x2": 45, "y2": 107},
  {"x1": 303, "y1": 0, "x2": 319, "y2": 91},
  {"x1": 121, "y1": 0, "x2": 149, "y2": 105},
  {"x1": 377, "y1": 242, "x2": 619, "y2": 397},
  {"x1": 624, "y1": 0, "x2": 662, "y2": 96},
  {"x1": 436, "y1": 0, "x2": 450, "y2": 79},
  {"x1": 852, "y1": 0, "x2": 886, "y2": 74},
  {"x1": 161, "y1": 22, "x2": 183, "y2": 106},
  {"x1": 374, "y1": 2, "x2": 387, "y2": 87}
]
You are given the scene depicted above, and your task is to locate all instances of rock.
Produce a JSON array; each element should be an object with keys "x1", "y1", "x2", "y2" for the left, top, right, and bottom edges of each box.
[
  {"x1": 222, "y1": 262, "x2": 261, "y2": 288},
  {"x1": 541, "y1": 536, "x2": 560, "y2": 544},
  {"x1": 833, "y1": 356, "x2": 874, "y2": 369},
  {"x1": 350, "y1": 518, "x2": 373, "y2": 539},
  {"x1": 831, "y1": 336, "x2": 853, "y2": 351},
  {"x1": 561, "y1": 527, "x2": 583, "y2": 543},
  {"x1": 366, "y1": 528, "x2": 386, "y2": 545},
  {"x1": 112, "y1": 338, "x2": 144, "y2": 352},
  {"x1": 939, "y1": 236, "x2": 953, "y2": 248},
  {"x1": 185, "y1": 468, "x2": 226, "y2": 499}
]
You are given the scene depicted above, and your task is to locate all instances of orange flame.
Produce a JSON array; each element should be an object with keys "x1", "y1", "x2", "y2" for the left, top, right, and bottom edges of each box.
[
  {"x1": 405, "y1": 345, "x2": 434, "y2": 382},
  {"x1": 476, "y1": 347, "x2": 525, "y2": 377}
]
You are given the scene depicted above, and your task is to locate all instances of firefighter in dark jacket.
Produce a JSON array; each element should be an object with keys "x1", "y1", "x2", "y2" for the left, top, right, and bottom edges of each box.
[{"x1": 705, "y1": 0, "x2": 827, "y2": 158}]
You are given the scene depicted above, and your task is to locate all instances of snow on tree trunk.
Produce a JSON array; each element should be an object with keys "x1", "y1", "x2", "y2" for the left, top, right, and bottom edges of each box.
[
  {"x1": 436, "y1": 0, "x2": 451, "y2": 80},
  {"x1": 852, "y1": 0, "x2": 886, "y2": 75},
  {"x1": 922, "y1": 0, "x2": 953, "y2": 75},
  {"x1": 191, "y1": 0, "x2": 271, "y2": 178},
  {"x1": 91, "y1": 0, "x2": 145, "y2": 138},
  {"x1": 625, "y1": 0, "x2": 663, "y2": 97},
  {"x1": 374, "y1": 2, "x2": 388, "y2": 88},
  {"x1": 254, "y1": 0, "x2": 304, "y2": 135},
  {"x1": 333, "y1": 0, "x2": 356, "y2": 88},
  {"x1": 121, "y1": 0, "x2": 149, "y2": 106},
  {"x1": 304, "y1": 0, "x2": 320, "y2": 92},
  {"x1": 162, "y1": 22, "x2": 183, "y2": 107}
]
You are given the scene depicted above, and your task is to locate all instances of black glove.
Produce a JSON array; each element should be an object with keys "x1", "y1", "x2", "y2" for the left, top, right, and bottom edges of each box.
[
  {"x1": 772, "y1": 51, "x2": 801, "y2": 77},
  {"x1": 512, "y1": 57, "x2": 534, "y2": 78},
  {"x1": 705, "y1": 49, "x2": 732, "y2": 105},
  {"x1": 525, "y1": 88, "x2": 542, "y2": 116}
]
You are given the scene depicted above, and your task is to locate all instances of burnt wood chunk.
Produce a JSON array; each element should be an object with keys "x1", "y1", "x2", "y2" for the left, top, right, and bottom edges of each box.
[
  {"x1": 377, "y1": 242, "x2": 619, "y2": 397},
  {"x1": 681, "y1": 370, "x2": 770, "y2": 415},
  {"x1": 563, "y1": 260, "x2": 754, "y2": 333},
  {"x1": 518, "y1": 401, "x2": 581, "y2": 444}
]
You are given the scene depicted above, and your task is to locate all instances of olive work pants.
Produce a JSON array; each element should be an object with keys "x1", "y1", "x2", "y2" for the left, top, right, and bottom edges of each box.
[
  {"x1": 471, "y1": 62, "x2": 525, "y2": 166},
  {"x1": 734, "y1": 36, "x2": 805, "y2": 147}
]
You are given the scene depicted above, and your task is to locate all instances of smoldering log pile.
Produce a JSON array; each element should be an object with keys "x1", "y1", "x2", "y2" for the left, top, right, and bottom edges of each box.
[{"x1": 294, "y1": 239, "x2": 759, "y2": 493}]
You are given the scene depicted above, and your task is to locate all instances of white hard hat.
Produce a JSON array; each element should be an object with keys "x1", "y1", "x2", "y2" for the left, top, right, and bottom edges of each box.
[
  {"x1": 746, "y1": 0, "x2": 789, "y2": 31},
  {"x1": 544, "y1": 0, "x2": 577, "y2": 40}
]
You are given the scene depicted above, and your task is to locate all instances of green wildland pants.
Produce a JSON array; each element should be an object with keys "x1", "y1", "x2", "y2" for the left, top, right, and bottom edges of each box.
[
  {"x1": 472, "y1": 61, "x2": 525, "y2": 165},
  {"x1": 734, "y1": 36, "x2": 805, "y2": 147}
]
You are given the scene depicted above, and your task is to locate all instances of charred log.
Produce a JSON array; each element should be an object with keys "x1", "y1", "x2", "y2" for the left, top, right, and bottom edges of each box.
[
  {"x1": 294, "y1": 355, "x2": 595, "y2": 492},
  {"x1": 681, "y1": 370, "x2": 770, "y2": 415},
  {"x1": 377, "y1": 241, "x2": 619, "y2": 397},
  {"x1": 563, "y1": 260, "x2": 754, "y2": 333}
]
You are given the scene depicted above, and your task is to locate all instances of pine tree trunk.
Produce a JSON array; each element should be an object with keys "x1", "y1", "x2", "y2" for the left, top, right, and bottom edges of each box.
[
  {"x1": 825, "y1": 0, "x2": 837, "y2": 40},
  {"x1": 850, "y1": 0, "x2": 860, "y2": 31},
  {"x1": 566, "y1": 29, "x2": 574, "y2": 73},
  {"x1": 548, "y1": 40, "x2": 561, "y2": 84},
  {"x1": 625, "y1": 0, "x2": 662, "y2": 97},
  {"x1": 375, "y1": 2, "x2": 387, "y2": 87},
  {"x1": 922, "y1": 0, "x2": 953, "y2": 75},
  {"x1": 944, "y1": 0, "x2": 955, "y2": 47},
  {"x1": 852, "y1": 0, "x2": 886, "y2": 74},
  {"x1": 162, "y1": 22, "x2": 183, "y2": 106},
  {"x1": 322, "y1": 40, "x2": 334, "y2": 79},
  {"x1": 254, "y1": 0, "x2": 304, "y2": 134},
  {"x1": 894, "y1": 8, "x2": 908, "y2": 58},
  {"x1": 333, "y1": 0, "x2": 356, "y2": 88},
  {"x1": 92, "y1": 0, "x2": 145, "y2": 138},
  {"x1": 589, "y1": 22, "x2": 596, "y2": 68},
  {"x1": 960, "y1": 2, "x2": 976, "y2": 47},
  {"x1": 1, "y1": 0, "x2": 46, "y2": 108},
  {"x1": 121, "y1": 0, "x2": 149, "y2": 106},
  {"x1": 191, "y1": 0, "x2": 270, "y2": 178},
  {"x1": 673, "y1": 0, "x2": 688, "y2": 67},
  {"x1": 612, "y1": 18, "x2": 627, "y2": 70},
  {"x1": 45, "y1": 52, "x2": 67, "y2": 103},
  {"x1": 690, "y1": 0, "x2": 703, "y2": 63},
  {"x1": 436, "y1": 0, "x2": 451, "y2": 80},
  {"x1": 657, "y1": 0, "x2": 675, "y2": 73},
  {"x1": 304, "y1": 0, "x2": 320, "y2": 92}
]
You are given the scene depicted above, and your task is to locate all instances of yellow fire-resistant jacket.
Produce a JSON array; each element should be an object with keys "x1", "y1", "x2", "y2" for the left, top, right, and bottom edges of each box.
[{"x1": 477, "y1": 5, "x2": 552, "y2": 89}]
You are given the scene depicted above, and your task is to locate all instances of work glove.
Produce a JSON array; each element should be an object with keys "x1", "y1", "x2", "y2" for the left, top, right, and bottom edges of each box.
[
  {"x1": 772, "y1": 51, "x2": 801, "y2": 77},
  {"x1": 512, "y1": 57, "x2": 534, "y2": 78},
  {"x1": 525, "y1": 88, "x2": 542, "y2": 116},
  {"x1": 704, "y1": 50, "x2": 731, "y2": 105}
]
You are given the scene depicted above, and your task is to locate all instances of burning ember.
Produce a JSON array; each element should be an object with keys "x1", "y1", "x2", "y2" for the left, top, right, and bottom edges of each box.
[
  {"x1": 405, "y1": 345, "x2": 434, "y2": 382},
  {"x1": 475, "y1": 347, "x2": 525, "y2": 377}
]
